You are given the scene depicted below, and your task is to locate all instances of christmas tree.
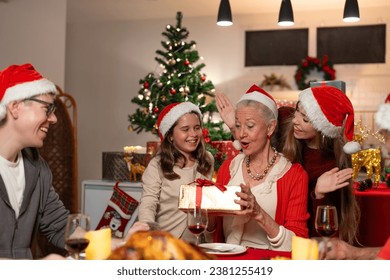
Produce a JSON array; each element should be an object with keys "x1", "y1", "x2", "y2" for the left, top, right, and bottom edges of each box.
[{"x1": 128, "y1": 11, "x2": 231, "y2": 142}]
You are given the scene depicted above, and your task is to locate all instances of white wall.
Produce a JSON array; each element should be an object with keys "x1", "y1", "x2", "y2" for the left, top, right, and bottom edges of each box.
[
  {"x1": 66, "y1": 6, "x2": 390, "y2": 191},
  {"x1": 0, "y1": 0, "x2": 67, "y2": 87}
]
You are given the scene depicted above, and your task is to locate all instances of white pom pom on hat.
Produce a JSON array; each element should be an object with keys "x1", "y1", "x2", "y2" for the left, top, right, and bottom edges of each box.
[
  {"x1": 157, "y1": 102, "x2": 202, "y2": 140},
  {"x1": 374, "y1": 93, "x2": 390, "y2": 132},
  {"x1": 298, "y1": 85, "x2": 361, "y2": 154},
  {"x1": 0, "y1": 63, "x2": 57, "y2": 121}
]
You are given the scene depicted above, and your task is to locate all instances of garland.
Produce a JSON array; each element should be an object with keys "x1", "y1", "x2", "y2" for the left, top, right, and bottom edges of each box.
[{"x1": 294, "y1": 55, "x2": 336, "y2": 90}]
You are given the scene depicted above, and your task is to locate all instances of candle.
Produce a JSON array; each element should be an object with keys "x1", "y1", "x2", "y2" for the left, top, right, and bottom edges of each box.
[{"x1": 85, "y1": 228, "x2": 112, "y2": 260}]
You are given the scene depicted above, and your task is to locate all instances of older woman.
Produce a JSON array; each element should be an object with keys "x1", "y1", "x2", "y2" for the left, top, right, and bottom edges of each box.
[
  {"x1": 216, "y1": 85, "x2": 309, "y2": 252},
  {"x1": 217, "y1": 85, "x2": 361, "y2": 245}
]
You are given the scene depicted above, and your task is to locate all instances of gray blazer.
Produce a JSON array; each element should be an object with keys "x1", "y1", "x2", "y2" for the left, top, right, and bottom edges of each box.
[{"x1": 0, "y1": 148, "x2": 69, "y2": 259}]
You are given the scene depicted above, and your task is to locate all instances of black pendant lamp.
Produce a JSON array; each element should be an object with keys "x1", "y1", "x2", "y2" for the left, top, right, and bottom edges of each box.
[
  {"x1": 278, "y1": 0, "x2": 294, "y2": 26},
  {"x1": 217, "y1": 0, "x2": 233, "y2": 26},
  {"x1": 343, "y1": 0, "x2": 360, "y2": 22}
]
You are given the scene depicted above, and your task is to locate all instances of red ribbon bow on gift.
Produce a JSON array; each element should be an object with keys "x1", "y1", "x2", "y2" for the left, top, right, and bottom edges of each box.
[
  {"x1": 192, "y1": 178, "x2": 227, "y2": 192},
  {"x1": 190, "y1": 179, "x2": 227, "y2": 208}
]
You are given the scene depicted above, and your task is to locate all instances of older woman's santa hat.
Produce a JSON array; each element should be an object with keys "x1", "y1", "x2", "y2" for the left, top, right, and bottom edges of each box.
[
  {"x1": 375, "y1": 93, "x2": 390, "y2": 132},
  {"x1": 0, "y1": 63, "x2": 57, "y2": 121},
  {"x1": 157, "y1": 101, "x2": 202, "y2": 140},
  {"x1": 232, "y1": 84, "x2": 278, "y2": 150},
  {"x1": 237, "y1": 84, "x2": 278, "y2": 119},
  {"x1": 299, "y1": 85, "x2": 361, "y2": 154}
]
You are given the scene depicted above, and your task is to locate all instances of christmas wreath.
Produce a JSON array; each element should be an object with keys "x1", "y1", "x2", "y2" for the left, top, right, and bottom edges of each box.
[{"x1": 294, "y1": 55, "x2": 336, "y2": 90}]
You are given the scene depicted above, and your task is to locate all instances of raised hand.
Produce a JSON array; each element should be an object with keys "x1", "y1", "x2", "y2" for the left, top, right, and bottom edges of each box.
[
  {"x1": 216, "y1": 92, "x2": 235, "y2": 131},
  {"x1": 314, "y1": 167, "x2": 353, "y2": 199}
]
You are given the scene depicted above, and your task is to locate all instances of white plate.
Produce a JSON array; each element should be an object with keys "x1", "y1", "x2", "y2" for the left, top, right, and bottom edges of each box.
[{"x1": 199, "y1": 243, "x2": 247, "y2": 255}]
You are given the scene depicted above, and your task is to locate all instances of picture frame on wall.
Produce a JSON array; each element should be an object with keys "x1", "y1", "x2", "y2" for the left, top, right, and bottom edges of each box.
[
  {"x1": 245, "y1": 28, "x2": 309, "y2": 66},
  {"x1": 317, "y1": 24, "x2": 386, "y2": 64}
]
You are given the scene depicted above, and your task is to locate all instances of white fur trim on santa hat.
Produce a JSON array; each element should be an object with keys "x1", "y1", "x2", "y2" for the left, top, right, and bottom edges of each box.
[
  {"x1": 238, "y1": 91, "x2": 278, "y2": 119},
  {"x1": 159, "y1": 102, "x2": 201, "y2": 138},
  {"x1": 0, "y1": 79, "x2": 57, "y2": 121},
  {"x1": 375, "y1": 103, "x2": 390, "y2": 132},
  {"x1": 299, "y1": 87, "x2": 341, "y2": 138},
  {"x1": 343, "y1": 141, "x2": 361, "y2": 154}
]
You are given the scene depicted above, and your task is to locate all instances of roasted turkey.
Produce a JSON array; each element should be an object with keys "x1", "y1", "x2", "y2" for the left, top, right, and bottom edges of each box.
[{"x1": 108, "y1": 230, "x2": 215, "y2": 260}]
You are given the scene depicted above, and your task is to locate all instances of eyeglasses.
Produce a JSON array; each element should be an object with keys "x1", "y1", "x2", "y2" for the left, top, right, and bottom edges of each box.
[{"x1": 24, "y1": 98, "x2": 56, "y2": 116}]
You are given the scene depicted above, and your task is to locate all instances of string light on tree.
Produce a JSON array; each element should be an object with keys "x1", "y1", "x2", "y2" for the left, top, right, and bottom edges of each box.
[{"x1": 128, "y1": 11, "x2": 231, "y2": 150}]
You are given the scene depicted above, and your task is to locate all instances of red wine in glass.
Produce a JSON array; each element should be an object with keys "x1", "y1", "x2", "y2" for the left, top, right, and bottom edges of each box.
[
  {"x1": 188, "y1": 224, "x2": 206, "y2": 235},
  {"x1": 315, "y1": 225, "x2": 338, "y2": 237},
  {"x1": 315, "y1": 205, "x2": 339, "y2": 258},
  {"x1": 65, "y1": 213, "x2": 91, "y2": 259},
  {"x1": 65, "y1": 238, "x2": 90, "y2": 255},
  {"x1": 187, "y1": 208, "x2": 208, "y2": 246}
]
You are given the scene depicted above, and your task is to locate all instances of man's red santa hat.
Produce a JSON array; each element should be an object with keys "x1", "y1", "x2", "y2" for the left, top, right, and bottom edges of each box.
[{"x1": 0, "y1": 63, "x2": 57, "y2": 121}]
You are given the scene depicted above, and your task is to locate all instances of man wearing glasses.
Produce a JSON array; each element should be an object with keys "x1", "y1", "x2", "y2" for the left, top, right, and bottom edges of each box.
[
  {"x1": 0, "y1": 64, "x2": 149, "y2": 260},
  {"x1": 0, "y1": 63, "x2": 68, "y2": 259}
]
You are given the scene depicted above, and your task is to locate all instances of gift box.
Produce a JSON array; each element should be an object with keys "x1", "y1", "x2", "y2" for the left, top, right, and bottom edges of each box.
[
  {"x1": 209, "y1": 140, "x2": 240, "y2": 161},
  {"x1": 309, "y1": 80, "x2": 346, "y2": 93},
  {"x1": 178, "y1": 179, "x2": 241, "y2": 214}
]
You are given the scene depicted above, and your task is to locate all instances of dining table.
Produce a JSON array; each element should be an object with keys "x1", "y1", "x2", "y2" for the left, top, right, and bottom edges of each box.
[
  {"x1": 216, "y1": 247, "x2": 291, "y2": 260},
  {"x1": 354, "y1": 182, "x2": 390, "y2": 247}
]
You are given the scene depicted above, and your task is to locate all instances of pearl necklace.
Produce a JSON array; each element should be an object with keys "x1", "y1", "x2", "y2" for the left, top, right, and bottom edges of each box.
[{"x1": 246, "y1": 147, "x2": 278, "y2": 181}]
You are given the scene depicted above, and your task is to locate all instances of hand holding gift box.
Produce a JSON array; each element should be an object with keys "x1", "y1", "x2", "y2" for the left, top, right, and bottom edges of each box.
[{"x1": 178, "y1": 179, "x2": 241, "y2": 214}]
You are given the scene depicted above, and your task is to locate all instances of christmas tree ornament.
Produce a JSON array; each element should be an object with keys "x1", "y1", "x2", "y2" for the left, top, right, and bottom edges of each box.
[
  {"x1": 168, "y1": 59, "x2": 176, "y2": 66},
  {"x1": 138, "y1": 94, "x2": 144, "y2": 100},
  {"x1": 185, "y1": 86, "x2": 190, "y2": 93},
  {"x1": 161, "y1": 95, "x2": 166, "y2": 102},
  {"x1": 143, "y1": 81, "x2": 149, "y2": 89},
  {"x1": 184, "y1": 59, "x2": 190, "y2": 66},
  {"x1": 153, "y1": 107, "x2": 159, "y2": 114},
  {"x1": 169, "y1": 88, "x2": 177, "y2": 95},
  {"x1": 157, "y1": 81, "x2": 163, "y2": 88},
  {"x1": 201, "y1": 75, "x2": 206, "y2": 82}
]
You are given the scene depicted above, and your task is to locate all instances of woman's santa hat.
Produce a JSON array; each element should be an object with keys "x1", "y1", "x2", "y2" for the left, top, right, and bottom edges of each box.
[
  {"x1": 233, "y1": 84, "x2": 278, "y2": 150},
  {"x1": 237, "y1": 84, "x2": 278, "y2": 119},
  {"x1": 0, "y1": 63, "x2": 57, "y2": 121},
  {"x1": 299, "y1": 85, "x2": 361, "y2": 154},
  {"x1": 374, "y1": 93, "x2": 390, "y2": 132},
  {"x1": 157, "y1": 102, "x2": 202, "y2": 140}
]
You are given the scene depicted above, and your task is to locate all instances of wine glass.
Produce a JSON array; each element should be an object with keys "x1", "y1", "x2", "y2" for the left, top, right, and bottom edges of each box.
[
  {"x1": 187, "y1": 207, "x2": 208, "y2": 246},
  {"x1": 65, "y1": 213, "x2": 91, "y2": 260},
  {"x1": 315, "y1": 205, "x2": 338, "y2": 257}
]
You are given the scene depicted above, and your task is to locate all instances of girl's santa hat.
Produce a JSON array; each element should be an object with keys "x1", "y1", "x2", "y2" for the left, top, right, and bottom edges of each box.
[
  {"x1": 157, "y1": 102, "x2": 201, "y2": 140},
  {"x1": 299, "y1": 85, "x2": 361, "y2": 154},
  {"x1": 0, "y1": 63, "x2": 57, "y2": 121},
  {"x1": 375, "y1": 93, "x2": 390, "y2": 132}
]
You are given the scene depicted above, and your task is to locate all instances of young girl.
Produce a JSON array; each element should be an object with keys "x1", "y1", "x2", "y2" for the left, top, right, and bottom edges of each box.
[
  {"x1": 138, "y1": 102, "x2": 214, "y2": 243},
  {"x1": 281, "y1": 86, "x2": 360, "y2": 244}
]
